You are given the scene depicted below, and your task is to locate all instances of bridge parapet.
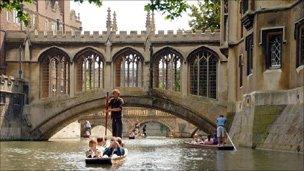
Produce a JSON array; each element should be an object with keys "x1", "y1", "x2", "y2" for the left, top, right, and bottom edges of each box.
[{"x1": 27, "y1": 29, "x2": 219, "y2": 43}]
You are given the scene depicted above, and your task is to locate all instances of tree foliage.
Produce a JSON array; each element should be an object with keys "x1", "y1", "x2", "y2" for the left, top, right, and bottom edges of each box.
[
  {"x1": 0, "y1": 0, "x2": 220, "y2": 32},
  {"x1": 0, "y1": 0, "x2": 103, "y2": 26},
  {"x1": 188, "y1": 0, "x2": 220, "y2": 32},
  {"x1": 144, "y1": 0, "x2": 189, "y2": 20}
]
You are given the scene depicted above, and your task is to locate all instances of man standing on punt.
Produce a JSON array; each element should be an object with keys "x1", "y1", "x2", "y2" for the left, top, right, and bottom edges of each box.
[
  {"x1": 106, "y1": 89, "x2": 124, "y2": 138},
  {"x1": 216, "y1": 115, "x2": 227, "y2": 146}
]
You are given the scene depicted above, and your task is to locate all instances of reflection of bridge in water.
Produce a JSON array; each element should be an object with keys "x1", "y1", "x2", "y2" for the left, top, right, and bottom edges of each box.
[{"x1": 78, "y1": 107, "x2": 197, "y2": 138}]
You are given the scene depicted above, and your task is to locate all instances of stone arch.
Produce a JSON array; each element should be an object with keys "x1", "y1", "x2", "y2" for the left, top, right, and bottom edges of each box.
[
  {"x1": 187, "y1": 46, "x2": 220, "y2": 99},
  {"x1": 139, "y1": 120, "x2": 172, "y2": 131},
  {"x1": 112, "y1": 46, "x2": 145, "y2": 62},
  {"x1": 186, "y1": 45, "x2": 227, "y2": 62},
  {"x1": 38, "y1": 46, "x2": 70, "y2": 98},
  {"x1": 112, "y1": 47, "x2": 144, "y2": 87},
  {"x1": 73, "y1": 47, "x2": 105, "y2": 92},
  {"x1": 37, "y1": 46, "x2": 71, "y2": 62},
  {"x1": 73, "y1": 46, "x2": 105, "y2": 62},
  {"x1": 152, "y1": 46, "x2": 184, "y2": 62},
  {"x1": 29, "y1": 94, "x2": 216, "y2": 140},
  {"x1": 152, "y1": 47, "x2": 183, "y2": 91}
]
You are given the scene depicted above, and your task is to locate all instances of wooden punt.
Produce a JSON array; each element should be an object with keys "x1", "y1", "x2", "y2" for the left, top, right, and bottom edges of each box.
[
  {"x1": 85, "y1": 149, "x2": 128, "y2": 165},
  {"x1": 184, "y1": 142, "x2": 235, "y2": 151}
]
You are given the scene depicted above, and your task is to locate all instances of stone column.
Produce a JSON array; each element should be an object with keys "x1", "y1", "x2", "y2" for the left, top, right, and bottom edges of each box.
[
  {"x1": 104, "y1": 40, "x2": 112, "y2": 90},
  {"x1": 181, "y1": 61, "x2": 188, "y2": 96},
  {"x1": 69, "y1": 63, "x2": 75, "y2": 97}
]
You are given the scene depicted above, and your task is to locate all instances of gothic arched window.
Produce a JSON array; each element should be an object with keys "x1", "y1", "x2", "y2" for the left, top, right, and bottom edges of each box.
[
  {"x1": 74, "y1": 48, "x2": 104, "y2": 92},
  {"x1": 153, "y1": 47, "x2": 182, "y2": 91},
  {"x1": 188, "y1": 47, "x2": 218, "y2": 99},
  {"x1": 114, "y1": 48, "x2": 144, "y2": 87},
  {"x1": 40, "y1": 48, "x2": 69, "y2": 98}
]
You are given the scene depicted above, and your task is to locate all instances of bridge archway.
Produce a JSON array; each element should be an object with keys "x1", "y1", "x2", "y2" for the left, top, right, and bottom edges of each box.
[
  {"x1": 113, "y1": 47, "x2": 144, "y2": 87},
  {"x1": 28, "y1": 92, "x2": 217, "y2": 140},
  {"x1": 38, "y1": 46, "x2": 70, "y2": 98},
  {"x1": 138, "y1": 120, "x2": 171, "y2": 137},
  {"x1": 74, "y1": 47, "x2": 105, "y2": 92},
  {"x1": 152, "y1": 47, "x2": 183, "y2": 91}
]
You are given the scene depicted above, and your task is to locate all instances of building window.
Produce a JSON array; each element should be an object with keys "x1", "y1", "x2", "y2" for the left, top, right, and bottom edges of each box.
[
  {"x1": 189, "y1": 47, "x2": 218, "y2": 99},
  {"x1": 239, "y1": 55, "x2": 243, "y2": 87},
  {"x1": 6, "y1": 11, "x2": 10, "y2": 22},
  {"x1": 153, "y1": 47, "x2": 182, "y2": 91},
  {"x1": 44, "y1": 20, "x2": 49, "y2": 32},
  {"x1": 266, "y1": 32, "x2": 283, "y2": 69},
  {"x1": 297, "y1": 25, "x2": 304, "y2": 67},
  {"x1": 262, "y1": 28, "x2": 283, "y2": 70},
  {"x1": 32, "y1": 14, "x2": 36, "y2": 29},
  {"x1": 223, "y1": 0, "x2": 228, "y2": 14},
  {"x1": 114, "y1": 48, "x2": 144, "y2": 87},
  {"x1": 12, "y1": 10, "x2": 20, "y2": 24},
  {"x1": 40, "y1": 48, "x2": 69, "y2": 98},
  {"x1": 241, "y1": 0, "x2": 249, "y2": 14},
  {"x1": 246, "y1": 34, "x2": 253, "y2": 75},
  {"x1": 51, "y1": 22, "x2": 56, "y2": 34},
  {"x1": 75, "y1": 48, "x2": 104, "y2": 92}
]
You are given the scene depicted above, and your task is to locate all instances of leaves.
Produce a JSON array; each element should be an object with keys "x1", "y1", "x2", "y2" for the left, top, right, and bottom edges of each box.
[
  {"x1": 0, "y1": 0, "x2": 103, "y2": 26},
  {"x1": 188, "y1": 0, "x2": 220, "y2": 32},
  {"x1": 0, "y1": 0, "x2": 220, "y2": 31},
  {"x1": 145, "y1": 0, "x2": 189, "y2": 20}
]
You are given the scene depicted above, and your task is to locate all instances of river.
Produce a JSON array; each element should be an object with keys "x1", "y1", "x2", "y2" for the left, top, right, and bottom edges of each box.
[{"x1": 0, "y1": 137, "x2": 303, "y2": 170}]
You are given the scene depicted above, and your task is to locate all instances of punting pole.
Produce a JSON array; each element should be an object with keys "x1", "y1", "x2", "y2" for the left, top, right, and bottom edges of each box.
[
  {"x1": 105, "y1": 92, "x2": 109, "y2": 137},
  {"x1": 226, "y1": 131, "x2": 237, "y2": 151}
]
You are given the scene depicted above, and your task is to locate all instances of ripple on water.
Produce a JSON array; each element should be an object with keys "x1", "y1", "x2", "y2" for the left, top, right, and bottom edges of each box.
[{"x1": 0, "y1": 139, "x2": 303, "y2": 170}]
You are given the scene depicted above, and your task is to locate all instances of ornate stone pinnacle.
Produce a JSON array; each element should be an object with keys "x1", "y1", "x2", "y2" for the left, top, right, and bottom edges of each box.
[
  {"x1": 151, "y1": 11, "x2": 155, "y2": 32},
  {"x1": 106, "y1": 7, "x2": 112, "y2": 32},
  {"x1": 112, "y1": 11, "x2": 117, "y2": 32},
  {"x1": 145, "y1": 10, "x2": 151, "y2": 32}
]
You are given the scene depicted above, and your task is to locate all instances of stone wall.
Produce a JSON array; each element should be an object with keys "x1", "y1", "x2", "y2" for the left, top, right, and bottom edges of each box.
[
  {"x1": 229, "y1": 86, "x2": 304, "y2": 152},
  {"x1": 0, "y1": 75, "x2": 28, "y2": 140}
]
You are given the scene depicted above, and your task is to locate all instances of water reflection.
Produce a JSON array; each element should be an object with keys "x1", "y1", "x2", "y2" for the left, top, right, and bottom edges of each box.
[{"x1": 0, "y1": 138, "x2": 303, "y2": 170}]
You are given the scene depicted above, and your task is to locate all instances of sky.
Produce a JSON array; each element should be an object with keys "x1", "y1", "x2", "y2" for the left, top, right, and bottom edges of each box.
[{"x1": 70, "y1": 0, "x2": 197, "y2": 33}]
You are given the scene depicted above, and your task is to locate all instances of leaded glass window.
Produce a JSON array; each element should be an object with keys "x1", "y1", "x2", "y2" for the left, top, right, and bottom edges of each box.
[
  {"x1": 75, "y1": 48, "x2": 104, "y2": 92},
  {"x1": 40, "y1": 48, "x2": 69, "y2": 98},
  {"x1": 297, "y1": 25, "x2": 304, "y2": 67},
  {"x1": 114, "y1": 48, "x2": 143, "y2": 87},
  {"x1": 267, "y1": 32, "x2": 282, "y2": 69},
  {"x1": 154, "y1": 48, "x2": 182, "y2": 91},
  {"x1": 246, "y1": 34, "x2": 253, "y2": 75},
  {"x1": 189, "y1": 48, "x2": 218, "y2": 99}
]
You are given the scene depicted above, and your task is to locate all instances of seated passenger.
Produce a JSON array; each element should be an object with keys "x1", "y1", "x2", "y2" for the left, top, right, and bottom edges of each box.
[
  {"x1": 190, "y1": 134, "x2": 203, "y2": 144},
  {"x1": 86, "y1": 139, "x2": 102, "y2": 158},
  {"x1": 129, "y1": 131, "x2": 135, "y2": 138},
  {"x1": 116, "y1": 137, "x2": 125, "y2": 155},
  {"x1": 204, "y1": 135, "x2": 214, "y2": 145},
  {"x1": 96, "y1": 137, "x2": 106, "y2": 152},
  {"x1": 212, "y1": 134, "x2": 218, "y2": 145},
  {"x1": 103, "y1": 138, "x2": 124, "y2": 157}
]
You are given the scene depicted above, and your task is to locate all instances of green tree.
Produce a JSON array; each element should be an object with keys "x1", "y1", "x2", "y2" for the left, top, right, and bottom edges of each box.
[
  {"x1": 188, "y1": 0, "x2": 220, "y2": 32},
  {"x1": 0, "y1": 0, "x2": 102, "y2": 26},
  {"x1": 144, "y1": 0, "x2": 189, "y2": 20},
  {"x1": 1, "y1": 0, "x2": 220, "y2": 31}
]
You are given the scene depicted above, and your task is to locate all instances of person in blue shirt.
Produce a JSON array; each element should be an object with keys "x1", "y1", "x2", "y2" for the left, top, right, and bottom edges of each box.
[
  {"x1": 216, "y1": 115, "x2": 227, "y2": 146},
  {"x1": 103, "y1": 138, "x2": 124, "y2": 157}
]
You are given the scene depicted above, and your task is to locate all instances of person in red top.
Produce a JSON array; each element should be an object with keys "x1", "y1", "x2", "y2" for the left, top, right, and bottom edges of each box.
[{"x1": 106, "y1": 89, "x2": 124, "y2": 138}]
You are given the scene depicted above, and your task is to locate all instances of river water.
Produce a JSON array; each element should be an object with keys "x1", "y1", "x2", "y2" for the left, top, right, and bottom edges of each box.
[{"x1": 0, "y1": 137, "x2": 303, "y2": 170}]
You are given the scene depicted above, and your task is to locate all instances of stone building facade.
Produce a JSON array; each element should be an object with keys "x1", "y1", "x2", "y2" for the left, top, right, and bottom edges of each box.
[
  {"x1": 220, "y1": 0, "x2": 303, "y2": 152},
  {"x1": 0, "y1": 0, "x2": 82, "y2": 74}
]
